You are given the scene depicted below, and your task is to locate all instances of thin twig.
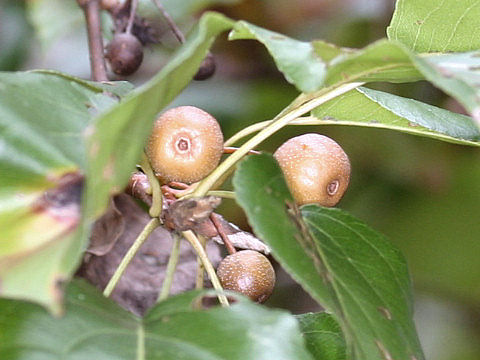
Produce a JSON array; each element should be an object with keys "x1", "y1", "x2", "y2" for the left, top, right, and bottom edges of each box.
[
  {"x1": 151, "y1": 0, "x2": 185, "y2": 43},
  {"x1": 158, "y1": 233, "x2": 181, "y2": 301},
  {"x1": 223, "y1": 147, "x2": 261, "y2": 155},
  {"x1": 210, "y1": 213, "x2": 236, "y2": 255},
  {"x1": 103, "y1": 218, "x2": 160, "y2": 297},
  {"x1": 126, "y1": 0, "x2": 138, "y2": 34},
  {"x1": 79, "y1": 0, "x2": 108, "y2": 81},
  {"x1": 182, "y1": 230, "x2": 229, "y2": 306}
]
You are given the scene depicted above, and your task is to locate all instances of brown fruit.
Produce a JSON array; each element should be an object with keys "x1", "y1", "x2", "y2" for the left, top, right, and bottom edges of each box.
[
  {"x1": 217, "y1": 250, "x2": 275, "y2": 303},
  {"x1": 106, "y1": 33, "x2": 144, "y2": 76},
  {"x1": 274, "y1": 133, "x2": 350, "y2": 206},
  {"x1": 146, "y1": 106, "x2": 224, "y2": 184},
  {"x1": 194, "y1": 52, "x2": 216, "y2": 81}
]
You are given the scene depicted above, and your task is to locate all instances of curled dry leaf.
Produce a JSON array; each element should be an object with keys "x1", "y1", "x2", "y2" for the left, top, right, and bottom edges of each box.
[
  {"x1": 87, "y1": 197, "x2": 125, "y2": 256},
  {"x1": 163, "y1": 196, "x2": 222, "y2": 231},
  {"x1": 77, "y1": 194, "x2": 222, "y2": 316}
]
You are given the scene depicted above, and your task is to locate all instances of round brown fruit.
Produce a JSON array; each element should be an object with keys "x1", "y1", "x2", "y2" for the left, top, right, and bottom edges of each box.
[
  {"x1": 274, "y1": 133, "x2": 350, "y2": 206},
  {"x1": 146, "y1": 106, "x2": 224, "y2": 184},
  {"x1": 106, "y1": 33, "x2": 144, "y2": 76},
  {"x1": 217, "y1": 250, "x2": 275, "y2": 303}
]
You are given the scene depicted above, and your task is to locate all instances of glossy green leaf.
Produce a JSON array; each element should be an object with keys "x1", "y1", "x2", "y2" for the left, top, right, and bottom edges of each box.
[
  {"x1": 0, "y1": 71, "x2": 116, "y2": 313},
  {"x1": 387, "y1": 0, "x2": 480, "y2": 52},
  {"x1": 0, "y1": 280, "x2": 313, "y2": 360},
  {"x1": 311, "y1": 87, "x2": 480, "y2": 145},
  {"x1": 297, "y1": 312, "x2": 346, "y2": 360},
  {"x1": 233, "y1": 154, "x2": 424, "y2": 360}
]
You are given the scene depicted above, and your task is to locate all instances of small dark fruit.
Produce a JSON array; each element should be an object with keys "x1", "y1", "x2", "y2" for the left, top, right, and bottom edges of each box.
[
  {"x1": 146, "y1": 106, "x2": 224, "y2": 184},
  {"x1": 217, "y1": 250, "x2": 275, "y2": 303},
  {"x1": 274, "y1": 133, "x2": 351, "y2": 206},
  {"x1": 106, "y1": 33, "x2": 144, "y2": 76},
  {"x1": 194, "y1": 52, "x2": 216, "y2": 81}
]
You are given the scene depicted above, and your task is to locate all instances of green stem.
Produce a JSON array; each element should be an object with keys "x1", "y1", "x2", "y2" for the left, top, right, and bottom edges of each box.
[
  {"x1": 207, "y1": 190, "x2": 236, "y2": 200},
  {"x1": 103, "y1": 218, "x2": 160, "y2": 297},
  {"x1": 182, "y1": 230, "x2": 229, "y2": 307},
  {"x1": 195, "y1": 235, "x2": 207, "y2": 290},
  {"x1": 193, "y1": 82, "x2": 364, "y2": 197},
  {"x1": 158, "y1": 233, "x2": 181, "y2": 302},
  {"x1": 140, "y1": 153, "x2": 162, "y2": 218}
]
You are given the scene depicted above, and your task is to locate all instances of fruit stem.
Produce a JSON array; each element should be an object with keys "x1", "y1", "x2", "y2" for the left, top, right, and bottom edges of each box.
[
  {"x1": 211, "y1": 213, "x2": 236, "y2": 255},
  {"x1": 182, "y1": 230, "x2": 229, "y2": 306},
  {"x1": 195, "y1": 235, "x2": 207, "y2": 290},
  {"x1": 206, "y1": 190, "x2": 235, "y2": 200},
  {"x1": 103, "y1": 217, "x2": 160, "y2": 297},
  {"x1": 193, "y1": 82, "x2": 365, "y2": 197},
  {"x1": 126, "y1": 0, "x2": 138, "y2": 34},
  {"x1": 78, "y1": 0, "x2": 109, "y2": 81},
  {"x1": 140, "y1": 152, "x2": 163, "y2": 218},
  {"x1": 151, "y1": 0, "x2": 186, "y2": 43},
  {"x1": 158, "y1": 233, "x2": 181, "y2": 301}
]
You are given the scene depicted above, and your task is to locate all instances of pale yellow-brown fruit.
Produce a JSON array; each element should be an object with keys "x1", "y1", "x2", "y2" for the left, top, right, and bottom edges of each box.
[
  {"x1": 217, "y1": 250, "x2": 275, "y2": 303},
  {"x1": 146, "y1": 106, "x2": 224, "y2": 184},
  {"x1": 274, "y1": 133, "x2": 350, "y2": 206}
]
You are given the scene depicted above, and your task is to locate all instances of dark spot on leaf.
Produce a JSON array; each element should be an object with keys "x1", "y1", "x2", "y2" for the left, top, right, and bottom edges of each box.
[
  {"x1": 378, "y1": 306, "x2": 392, "y2": 320},
  {"x1": 341, "y1": 72, "x2": 350, "y2": 80},
  {"x1": 369, "y1": 119, "x2": 379, "y2": 124},
  {"x1": 270, "y1": 35, "x2": 286, "y2": 40},
  {"x1": 408, "y1": 122, "x2": 419, "y2": 127},
  {"x1": 32, "y1": 172, "x2": 83, "y2": 224},
  {"x1": 84, "y1": 102, "x2": 93, "y2": 109},
  {"x1": 415, "y1": 20, "x2": 424, "y2": 25}
]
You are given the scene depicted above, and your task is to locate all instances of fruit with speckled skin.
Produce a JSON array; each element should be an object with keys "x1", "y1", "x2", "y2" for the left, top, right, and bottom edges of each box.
[
  {"x1": 106, "y1": 33, "x2": 143, "y2": 76},
  {"x1": 146, "y1": 106, "x2": 224, "y2": 184},
  {"x1": 217, "y1": 250, "x2": 275, "y2": 303},
  {"x1": 274, "y1": 133, "x2": 350, "y2": 206}
]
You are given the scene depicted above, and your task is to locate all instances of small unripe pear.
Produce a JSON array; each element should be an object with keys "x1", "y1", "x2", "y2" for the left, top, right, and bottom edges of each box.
[
  {"x1": 217, "y1": 250, "x2": 275, "y2": 303},
  {"x1": 274, "y1": 133, "x2": 350, "y2": 206},
  {"x1": 146, "y1": 106, "x2": 224, "y2": 184}
]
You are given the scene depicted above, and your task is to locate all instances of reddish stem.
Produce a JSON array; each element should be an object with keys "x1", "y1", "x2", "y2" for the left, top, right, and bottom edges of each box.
[
  {"x1": 79, "y1": 0, "x2": 108, "y2": 81},
  {"x1": 223, "y1": 147, "x2": 261, "y2": 155},
  {"x1": 210, "y1": 213, "x2": 236, "y2": 255}
]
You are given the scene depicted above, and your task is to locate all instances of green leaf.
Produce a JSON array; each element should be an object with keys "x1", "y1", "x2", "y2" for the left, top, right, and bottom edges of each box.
[
  {"x1": 228, "y1": 22, "x2": 422, "y2": 92},
  {"x1": 0, "y1": 71, "x2": 115, "y2": 313},
  {"x1": 297, "y1": 312, "x2": 346, "y2": 360},
  {"x1": 323, "y1": 39, "x2": 422, "y2": 86},
  {"x1": 411, "y1": 51, "x2": 480, "y2": 125},
  {"x1": 233, "y1": 154, "x2": 424, "y2": 360},
  {"x1": 228, "y1": 21, "x2": 327, "y2": 93},
  {"x1": 0, "y1": 12, "x2": 235, "y2": 313},
  {"x1": 311, "y1": 87, "x2": 480, "y2": 145},
  {"x1": 387, "y1": 0, "x2": 480, "y2": 52},
  {"x1": 0, "y1": 280, "x2": 313, "y2": 360}
]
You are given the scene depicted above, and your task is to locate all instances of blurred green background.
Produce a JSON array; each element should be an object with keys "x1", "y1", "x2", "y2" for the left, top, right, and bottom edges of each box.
[{"x1": 1, "y1": 0, "x2": 479, "y2": 359}]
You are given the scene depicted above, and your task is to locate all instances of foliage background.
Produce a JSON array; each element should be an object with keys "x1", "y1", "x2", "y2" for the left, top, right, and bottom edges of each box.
[{"x1": 1, "y1": 0, "x2": 479, "y2": 359}]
